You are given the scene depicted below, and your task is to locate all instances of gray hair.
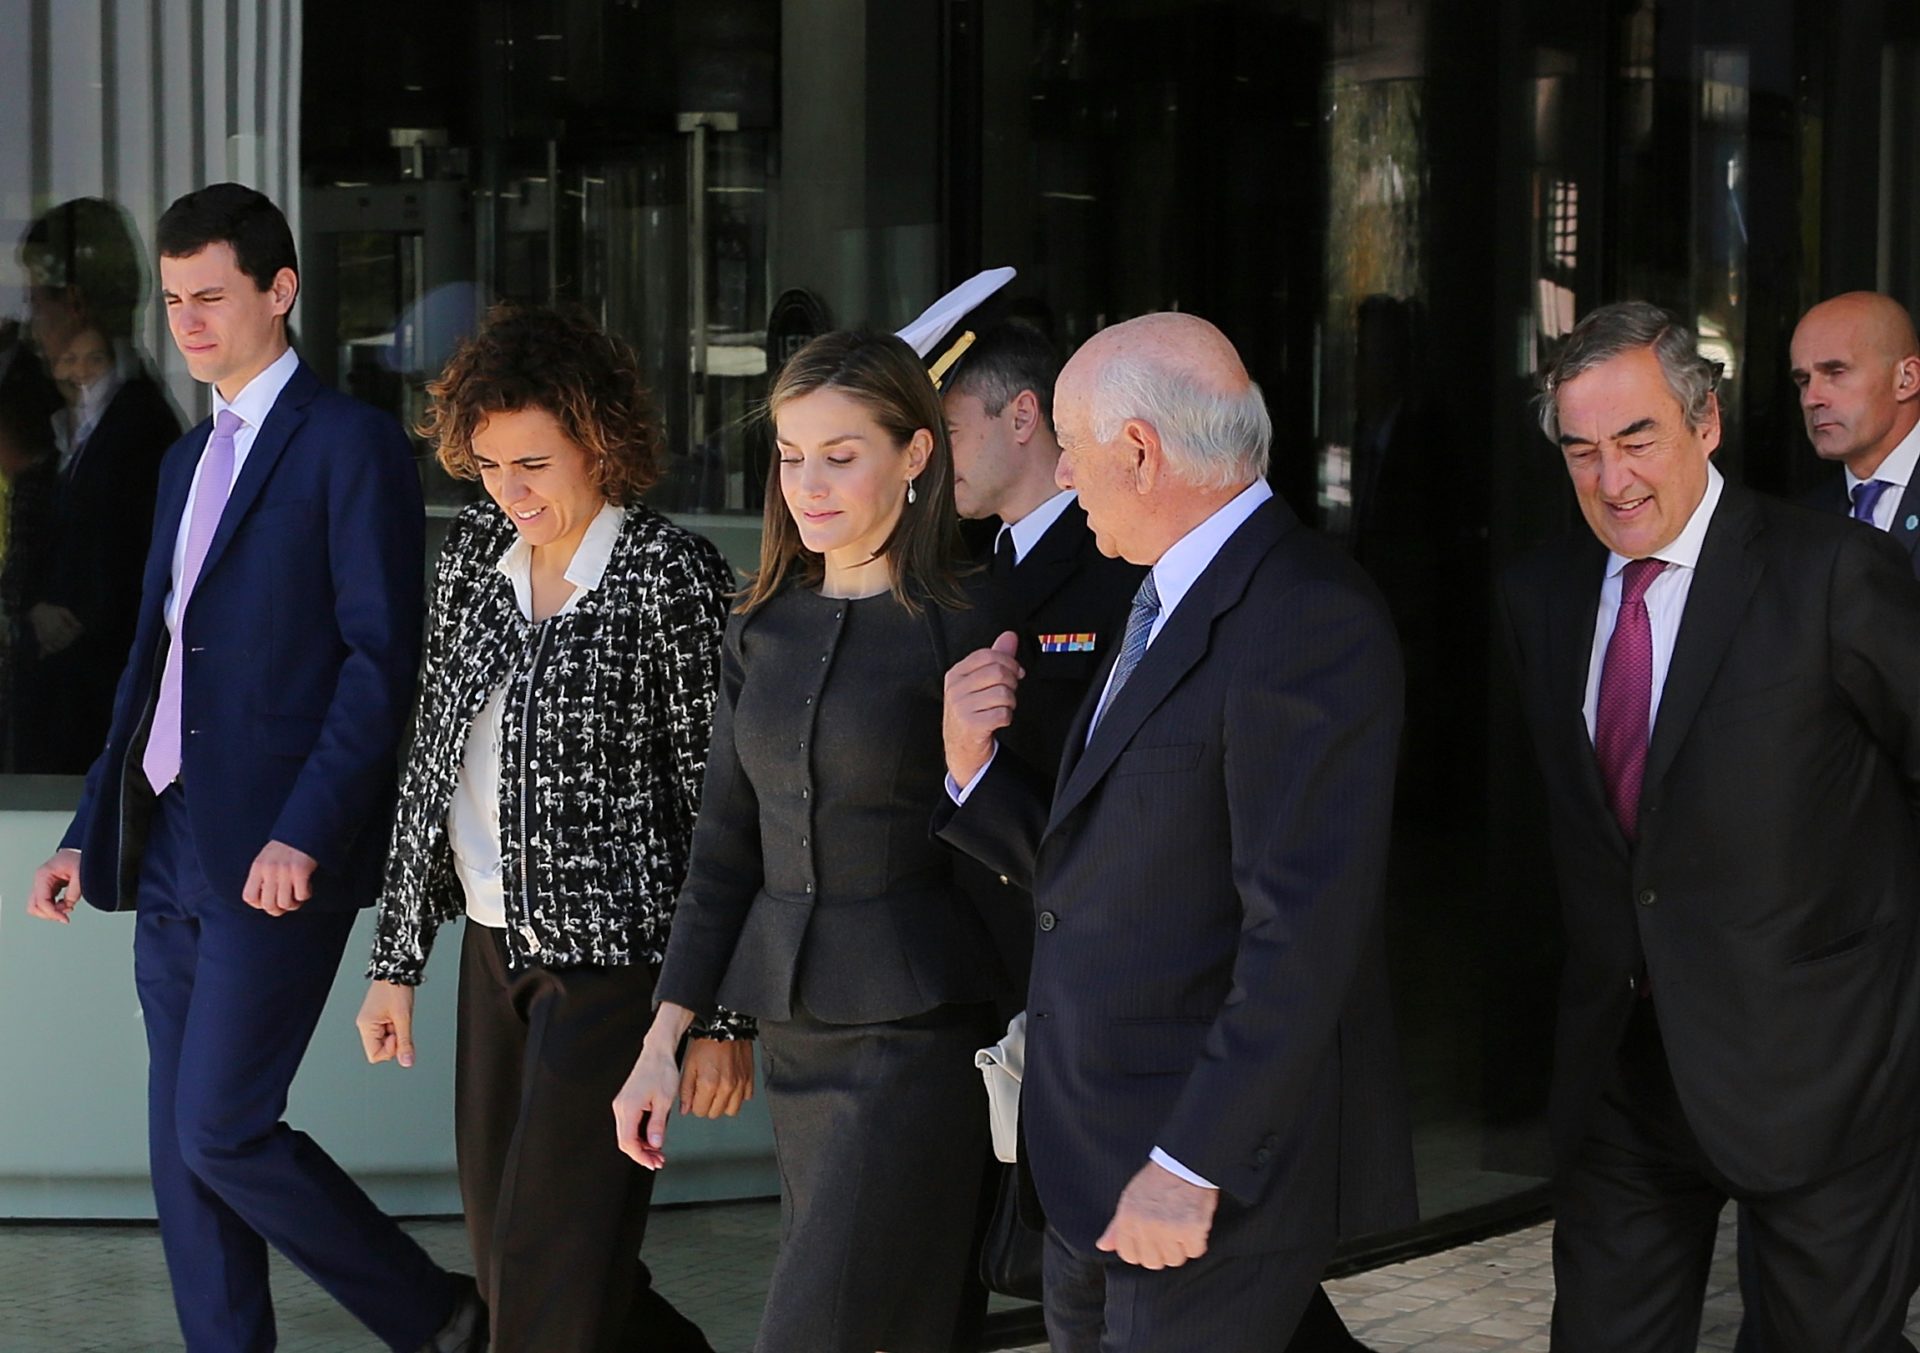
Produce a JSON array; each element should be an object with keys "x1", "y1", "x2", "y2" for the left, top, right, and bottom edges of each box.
[
  {"x1": 1536, "y1": 301, "x2": 1724, "y2": 441},
  {"x1": 1087, "y1": 356, "x2": 1272, "y2": 489}
]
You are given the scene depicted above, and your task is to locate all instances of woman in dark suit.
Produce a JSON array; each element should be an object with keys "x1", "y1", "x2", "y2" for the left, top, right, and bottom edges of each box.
[
  {"x1": 357, "y1": 304, "x2": 748, "y2": 1353},
  {"x1": 614, "y1": 331, "x2": 1004, "y2": 1352}
]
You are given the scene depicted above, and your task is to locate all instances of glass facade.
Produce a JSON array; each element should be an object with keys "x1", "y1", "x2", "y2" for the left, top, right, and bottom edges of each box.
[{"x1": 3, "y1": 0, "x2": 1919, "y2": 1337}]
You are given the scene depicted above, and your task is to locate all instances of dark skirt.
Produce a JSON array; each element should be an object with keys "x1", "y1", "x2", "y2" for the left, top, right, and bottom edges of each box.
[{"x1": 754, "y1": 1000, "x2": 996, "y2": 1353}]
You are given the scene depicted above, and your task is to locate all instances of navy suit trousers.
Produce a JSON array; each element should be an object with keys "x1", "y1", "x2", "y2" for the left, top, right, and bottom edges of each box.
[{"x1": 131, "y1": 785, "x2": 456, "y2": 1353}]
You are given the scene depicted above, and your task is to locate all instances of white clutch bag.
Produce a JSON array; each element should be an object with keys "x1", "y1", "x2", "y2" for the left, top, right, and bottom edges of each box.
[{"x1": 974, "y1": 1010, "x2": 1027, "y2": 1165}]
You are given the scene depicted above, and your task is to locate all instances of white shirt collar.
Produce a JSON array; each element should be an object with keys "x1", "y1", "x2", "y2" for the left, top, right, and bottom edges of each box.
[
  {"x1": 995, "y1": 489, "x2": 1078, "y2": 564},
  {"x1": 1844, "y1": 418, "x2": 1920, "y2": 494},
  {"x1": 211, "y1": 344, "x2": 300, "y2": 431},
  {"x1": 1604, "y1": 462, "x2": 1724, "y2": 581},
  {"x1": 1149, "y1": 478, "x2": 1274, "y2": 621},
  {"x1": 496, "y1": 501, "x2": 627, "y2": 620}
]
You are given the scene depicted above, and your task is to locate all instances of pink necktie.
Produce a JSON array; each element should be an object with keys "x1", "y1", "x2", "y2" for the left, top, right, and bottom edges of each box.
[
  {"x1": 143, "y1": 410, "x2": 243, "y2": 793},
  {"x1": 1593, "y1": 557, "x2": 1667, "y2": 843}
]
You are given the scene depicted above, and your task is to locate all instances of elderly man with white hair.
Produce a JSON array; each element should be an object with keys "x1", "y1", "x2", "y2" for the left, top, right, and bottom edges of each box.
[{"x1": 938, "y1": 312, "x2": 1415, "y2": 1351}]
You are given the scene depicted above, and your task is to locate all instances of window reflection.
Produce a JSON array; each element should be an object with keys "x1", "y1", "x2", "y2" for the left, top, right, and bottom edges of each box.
[{"x1": 3, "y1": 200, "x2": 180, "y2": 773}]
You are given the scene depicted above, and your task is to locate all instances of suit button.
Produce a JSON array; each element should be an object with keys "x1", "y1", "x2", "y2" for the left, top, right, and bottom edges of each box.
[
  {"x1": 1038, "y1": 911, "x2": 1057, "y2": 932},
  {"x1": 1637, "y1": 889, "x2": 1656, "y2": 907},
  {"x1": 1253, "y1": 1147, "x2": 1273, "y2": 1166}
]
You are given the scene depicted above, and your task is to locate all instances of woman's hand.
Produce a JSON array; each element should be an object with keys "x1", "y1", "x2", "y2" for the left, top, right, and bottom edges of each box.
[
  {"x1": 615, "y1": 1003, "x2": 698, "y2": 1169},
  {"x1": 356, "y1": 981, "x2": 417, "y2": 1067},
  {"x1": 679, "y1": 1038, "x2": 756, "y2": 1119}
]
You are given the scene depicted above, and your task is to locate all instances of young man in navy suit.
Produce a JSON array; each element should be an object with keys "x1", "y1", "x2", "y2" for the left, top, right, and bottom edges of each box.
[{"x1": 26, "y1": 184, "x2": 482, "y2": 1353}]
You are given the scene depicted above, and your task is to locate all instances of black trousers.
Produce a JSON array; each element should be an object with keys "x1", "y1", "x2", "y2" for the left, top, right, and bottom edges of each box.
[
  {"x1": 455, "y1": 923, "x2": 712, "y2": 1353},
  {"x1": 1552, "y1": 1001, "x2": 1920, "y2": 1353},
  {"x1": 1041, "y1": 1225, "x2": 1335, "y2": 1353}
]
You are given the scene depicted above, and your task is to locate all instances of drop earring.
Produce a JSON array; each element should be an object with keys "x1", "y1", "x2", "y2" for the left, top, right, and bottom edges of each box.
[{"x1": 906, "y1": 480, "x2": 917, "y2": 505}]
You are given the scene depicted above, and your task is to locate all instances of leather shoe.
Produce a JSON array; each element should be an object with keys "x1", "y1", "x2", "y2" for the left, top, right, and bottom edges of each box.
[{"x1": 418, "y1": 1275, "x2": 488, "y2": 1353}]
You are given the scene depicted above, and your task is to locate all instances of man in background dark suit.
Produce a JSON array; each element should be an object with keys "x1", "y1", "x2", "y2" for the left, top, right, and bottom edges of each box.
[
  {"x1": 940, "y1": 312, "x2": 1413, "y2": 1351},
  {"x1": 1792, "y1": 293, "x2": 1920, "y2": 575},
  {"x1": 26, "y1": 183, "x2": 481, "y2": 1353},
  {"x1": 1502, "y1": 301, "x2": 1920, "y2": 1350},
  {"x1": 943, "y1": 319, "x2": 1143, "y2": 996}
]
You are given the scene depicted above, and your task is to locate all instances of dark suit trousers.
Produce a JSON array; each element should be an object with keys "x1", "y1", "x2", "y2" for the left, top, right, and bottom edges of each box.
[
  {"x1": 132, "y1": 785, "x2": 459, "y2": 1353},
  {"x1": 1041, "y1": 1225, "x2": 1334, "y2": 1353},
  {"x1": 1552, "y1": 1002, "x2": 1920, "y2": 1353},
  {"x1": 455, "y1": 923, "x2": 711, "y2": 1353}
]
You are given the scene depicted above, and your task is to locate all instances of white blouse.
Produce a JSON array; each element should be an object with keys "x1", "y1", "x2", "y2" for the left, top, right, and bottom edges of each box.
[{"x1": 447, "y1": 503, "x2": 625, "y2": 928}]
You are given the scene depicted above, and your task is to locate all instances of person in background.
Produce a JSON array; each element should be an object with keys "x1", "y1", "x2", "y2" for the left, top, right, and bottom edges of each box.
[
  {"x1": 14, "y1": 199, "x2": 179, "y2": 771},
  {"x1": 615, "y1": 329, "x2": 1004, "y2": 1353},
  {"x1": 1791, "y1": 291, "x2": 1920, "y2": 574},
  {"x1": 358, "y1": 303, "x2": 745, "y2": 1353}
]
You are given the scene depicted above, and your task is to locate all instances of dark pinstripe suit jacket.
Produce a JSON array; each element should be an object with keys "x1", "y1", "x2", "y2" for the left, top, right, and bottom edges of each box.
[{"x1": 937, "y1": 495, "x2": 1417, "y2": 1256}]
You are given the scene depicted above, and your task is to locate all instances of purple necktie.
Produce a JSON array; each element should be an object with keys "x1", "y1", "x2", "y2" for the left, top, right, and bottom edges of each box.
[
  {"x1": 143, "y1": 409, "x2": 244, "y2": 793},
  {"x1": 1852, "y1": 478, "x2": 1892, "y2": 525},
  {"x1": 1593, "y1": 557, "x2": 1667, "y2": 843}
]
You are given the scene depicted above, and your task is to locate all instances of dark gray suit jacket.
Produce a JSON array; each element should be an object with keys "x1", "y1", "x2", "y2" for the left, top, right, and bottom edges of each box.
[
  {"x1": 938, "y1": 495, "x2": 1416, "y2": 1256},
  {"x1": 1501, "y1": 482, "x2": 1920, "y2": 1191}
]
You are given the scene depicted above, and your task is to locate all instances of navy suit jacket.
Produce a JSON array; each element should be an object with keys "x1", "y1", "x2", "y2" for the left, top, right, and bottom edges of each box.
[
  {"x1": 937, "y1": 496, "x2": 1416, "y2": 1255},
  {"x1": 62, "y1": 359, "x2": 424, "y2": 913},
  {"x1": 1804, "y1": 472, "x2": 1920, "y2": 577}
]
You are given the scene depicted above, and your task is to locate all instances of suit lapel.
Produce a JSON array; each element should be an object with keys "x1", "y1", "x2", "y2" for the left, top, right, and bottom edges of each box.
[
  {"x1": 143, "y1": 426, "x2": 204, "y2": 601},
  {"x1": 1643, "y1": 485, "x2": 1764, "y2": 793},
  {"x1": 1546, "y1": 537, "x2": 1616, "y2": 845},
  {"x1": 1005, "y1": 503, "x2": 1089, "y2": 621},
  {"x1": 1045, "y1": 500, "x2": 1285, "y2": 834},
  {"x1": 195, "y1": 361, "x2": 316, "y2": 585},
  {"x1": 1889, "y1": 478, "x2": 1920, "y2": 560}
]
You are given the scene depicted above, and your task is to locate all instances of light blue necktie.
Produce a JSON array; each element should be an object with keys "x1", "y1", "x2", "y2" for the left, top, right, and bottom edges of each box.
[
  {"x1": 1090, "y1": 571, "x2": 1161, "y2": 732},
  {"x1": 1852, "y1": 478, "x2": 1893, "y2": 525}
]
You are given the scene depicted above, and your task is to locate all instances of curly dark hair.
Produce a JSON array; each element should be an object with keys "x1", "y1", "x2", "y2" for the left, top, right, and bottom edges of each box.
[{"x1": 423, "y1": 303, "x2": 663, "y2": 504}]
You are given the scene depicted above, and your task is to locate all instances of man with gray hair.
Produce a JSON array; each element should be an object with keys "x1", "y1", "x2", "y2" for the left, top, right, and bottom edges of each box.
[
  {"x1": 937, "y1": 312, "x2": 1414, "y2": 1350},
  {"x1": 1501, "y1": 300, "x2": 1920, "y2": 1349}
]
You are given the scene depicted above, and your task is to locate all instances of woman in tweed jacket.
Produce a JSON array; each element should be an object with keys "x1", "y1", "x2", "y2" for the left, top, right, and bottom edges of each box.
[{"x1": 355, "y1": 305, "x2": 746, "y2": 1353}]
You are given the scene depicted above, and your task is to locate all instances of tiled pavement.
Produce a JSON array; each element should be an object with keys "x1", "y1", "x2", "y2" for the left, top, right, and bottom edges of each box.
[
  {"x1": 1012, "y1": 1211, "x2": 1920, "y2": 1352},
  {"x1": 8, "y1": 1201, "x2": 1920, "y2": 1350}
]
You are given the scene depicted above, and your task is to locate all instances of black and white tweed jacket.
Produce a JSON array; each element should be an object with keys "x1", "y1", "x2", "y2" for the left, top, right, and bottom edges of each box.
[{"x1": 368, "y1": 499, "x2": 748, "y2": 1035}]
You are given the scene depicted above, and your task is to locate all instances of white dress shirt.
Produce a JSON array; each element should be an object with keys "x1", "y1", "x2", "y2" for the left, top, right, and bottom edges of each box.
[
  {"x1": 1582, "y1": 465, "x2": 1725, "y2": 741},
  {"x1": 1843, "y1": 421, "x2": 1920, "y2": 531},
  {"x1": 954, "y1": 476, "x2": 1275, "y2": 1193},
  {"x1": 448, "y1": 503, "x2": 626, "y2": 928},
  {"x1": 162, "y1": 344, "x2": 301, "y2": 632},
  {"x1": 994, "y1": 489, "x2": 1078, "y2": 565}
]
